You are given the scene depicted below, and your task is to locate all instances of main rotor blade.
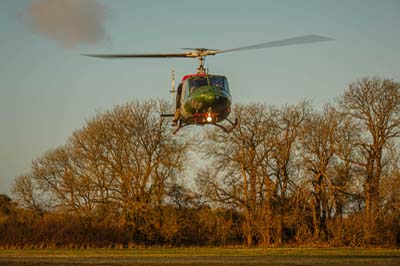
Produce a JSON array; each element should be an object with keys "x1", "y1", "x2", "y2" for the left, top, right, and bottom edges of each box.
[
  {"x1": 216, "y1": 34, "x2": 334, "y2": 54},
  {"x1": 83, "y1": 53, "x2": 195, "y2": 59}
]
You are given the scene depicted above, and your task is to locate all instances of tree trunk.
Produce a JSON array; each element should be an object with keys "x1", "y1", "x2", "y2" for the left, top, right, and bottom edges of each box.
[
  {"x1": 312, "y1": 172, "x2": 323, "y2": 240},
  {"x1": 364, "y1": 171, "x2": 373, "y2": 243},
  {"x1": 262, "y1": 175, "x2": 272, "y2": 246},
  {"x1": 244, "y1": 207, "x2": 253, "y2": 247}
]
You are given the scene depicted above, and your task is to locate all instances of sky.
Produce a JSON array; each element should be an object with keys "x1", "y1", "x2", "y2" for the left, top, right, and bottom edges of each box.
[{"x1": 1, "y1": 0, "x2": 400, "y2": 195}]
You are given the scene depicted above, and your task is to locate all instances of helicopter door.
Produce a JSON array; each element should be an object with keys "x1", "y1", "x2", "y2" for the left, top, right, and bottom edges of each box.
[{"x1": 176, "y1": 83, "x2": 182, "y2": 109}]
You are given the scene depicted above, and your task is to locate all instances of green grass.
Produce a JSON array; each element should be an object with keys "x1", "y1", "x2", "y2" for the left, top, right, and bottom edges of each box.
[
  {"x1": 1, "y1": 247, "x2": 399, "y2": 256},
  {"x1": 0, "y1": 247, "x2": 399, "y2": 265}
]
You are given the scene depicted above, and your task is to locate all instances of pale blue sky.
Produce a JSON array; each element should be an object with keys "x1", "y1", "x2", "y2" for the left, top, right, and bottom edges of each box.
[{"x1": 1, "y1": 0, "x2": 400, "y2": 194}]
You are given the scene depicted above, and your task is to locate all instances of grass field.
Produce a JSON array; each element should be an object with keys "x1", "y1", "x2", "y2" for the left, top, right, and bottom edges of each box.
[{"x1": 0, "y1": 247, "x2": 399, "y2": 266}]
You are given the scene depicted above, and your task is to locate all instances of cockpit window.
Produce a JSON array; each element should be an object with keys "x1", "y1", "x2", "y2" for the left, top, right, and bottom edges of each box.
[
  {"x1": 211, "y1": 77, "x2": 229, "y2": 92},
  {"x1": 210, "y1": 77, "x2": 225, "y2": 89},
  {"x1": 188, "y1": 77, "x2": 208, "y2": 93},
  {"x1": 185, "y1": 76, "x2": 229, "y2": 95}
]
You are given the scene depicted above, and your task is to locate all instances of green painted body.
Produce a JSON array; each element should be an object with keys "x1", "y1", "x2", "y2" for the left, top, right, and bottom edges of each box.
[{"x1": 178, "y1": 75, "x2": 231, "y2": 124}]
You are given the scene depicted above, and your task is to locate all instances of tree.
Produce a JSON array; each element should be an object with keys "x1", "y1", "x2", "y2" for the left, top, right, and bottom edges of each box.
[
  {"x1": 6, "y1": 77, "x2": 400, "y2": 248},
  {"x1": 12, "y1": 174, "x2": 45, "y2": 215},
  {"x1": 378, "y1": 146, "x2": 400, "y2": 245},
  {"x1": 269, "y1": 100, "x2": 310, "y2": 244},
  {"x1": 198, "y1": 103, "x2": 275, "y2": 246},
  {"x1": 338, "y1": 77, "x2": 400, "y2": 242},
  {"x1": 300, "y1": 105, "x2": 340, "y2": 240},
  {"x1": 0, "y1": 194, "x2": 12, "y2": 215},
  {"x1": 15, "y1": 100, "x2": 190, "y2": 244}
]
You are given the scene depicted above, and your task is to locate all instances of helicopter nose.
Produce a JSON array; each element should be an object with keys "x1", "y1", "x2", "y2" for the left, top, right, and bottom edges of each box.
[
  {"x1": 189, "y1": 98, "x2": 203, "y2": 110},
  {"x1": 206, "y1": 93, "x2": 217, "y2": 103}
]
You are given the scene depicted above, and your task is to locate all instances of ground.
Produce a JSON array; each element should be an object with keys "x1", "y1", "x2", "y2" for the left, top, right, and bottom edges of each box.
[{"x1": 0, "y1": 248, "x2": 399, "y2": 266}]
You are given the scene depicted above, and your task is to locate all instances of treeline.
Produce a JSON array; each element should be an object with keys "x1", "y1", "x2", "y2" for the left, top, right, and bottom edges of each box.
[{"x1": 1, "y1": 77, "x2": 400, "y2": 248}]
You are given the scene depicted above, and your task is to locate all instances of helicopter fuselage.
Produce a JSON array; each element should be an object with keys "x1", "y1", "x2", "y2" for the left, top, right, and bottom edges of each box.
[{"x1": 177, "y1": 74, "x2": 231, "y2": 124}]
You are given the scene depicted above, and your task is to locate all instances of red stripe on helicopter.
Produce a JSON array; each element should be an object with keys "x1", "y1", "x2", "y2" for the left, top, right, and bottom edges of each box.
[{"x1": 181, "y1": 73, "x2": 206, "y2": 82}]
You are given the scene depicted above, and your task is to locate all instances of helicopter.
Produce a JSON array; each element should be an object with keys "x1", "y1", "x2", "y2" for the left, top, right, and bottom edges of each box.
[{"x1": 84, "y1": 34, "x2": 333, "y2": 134}]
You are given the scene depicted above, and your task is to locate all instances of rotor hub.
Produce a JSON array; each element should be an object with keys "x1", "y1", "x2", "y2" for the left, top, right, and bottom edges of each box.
[{"x1": 189, "y1": 49, "x2": 219, "y2": 74}]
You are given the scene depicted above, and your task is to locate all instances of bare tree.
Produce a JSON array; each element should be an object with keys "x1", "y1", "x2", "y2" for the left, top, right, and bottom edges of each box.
[
  {"x1": 198, "y1": 103, "x2": 275, "y2": 246},
  {"x1": 12, "y1": 174, "x2": 45, "y2": 215},
  {"x1": 30, "y1": 145, "x2": 84, "y2": 214},
  {"x1": 7, "y1": 77, "x2": 400, "y2": 247},
  {"x1": 338, "y1": 77, "x2": 400, "y2": 241},
  {"x1": 269, "y1": 100, "x2": 310, "y2": 244},
  {"x1": 198, "y1": 101, "x2": 311, "y2": 246},
  {"x1": 300, "y1": 105, "x2": 340, "y2": 240},
  {"x1": 19, "y1": 100, "x2": 189, "y2": 242}
]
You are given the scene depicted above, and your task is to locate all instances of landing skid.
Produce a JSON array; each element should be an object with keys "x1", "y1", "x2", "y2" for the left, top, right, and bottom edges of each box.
[
  {"x1": 171, "y1": 116, "x2": 238, "y2": 135},
  {"x1": 161, "y1": 112, "x2": 238, "y2": 134},
  {"x1": 213, "y1": 118, "x2": 238, "y2": 133}
]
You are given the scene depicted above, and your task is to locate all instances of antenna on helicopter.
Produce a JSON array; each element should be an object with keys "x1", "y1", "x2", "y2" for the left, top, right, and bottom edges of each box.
[
  {"x1": 158, "y1": 68, "x2": 176, "y2": 120},
  {"x1": 170, "y1": 68, "x2": 176, "y2": 103}
]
